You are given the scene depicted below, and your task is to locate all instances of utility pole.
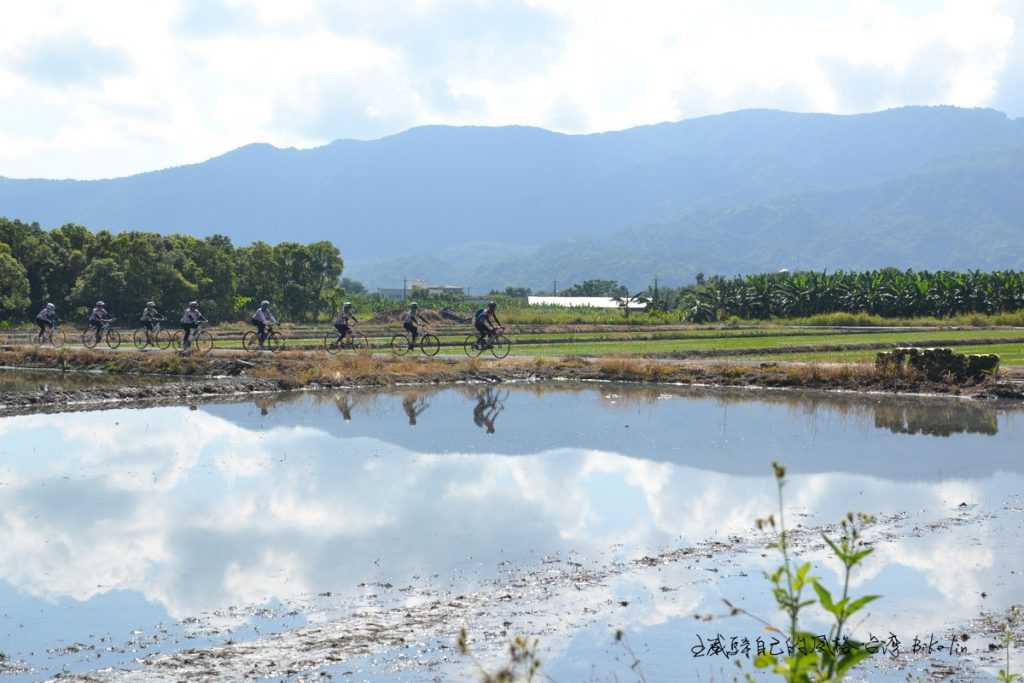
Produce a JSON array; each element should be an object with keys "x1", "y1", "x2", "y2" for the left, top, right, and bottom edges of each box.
[
  {"x1": 553, "y1": 279, "x2": 557, "y2": 296},
  {"x1": 403, "y1": 277, "x2": 407, "y2": 302}
]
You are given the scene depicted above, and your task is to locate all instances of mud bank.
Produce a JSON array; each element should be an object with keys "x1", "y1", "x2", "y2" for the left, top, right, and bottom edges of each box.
[{"x1": 0, "y1": 347, "x2": 1022, "y2": 415}]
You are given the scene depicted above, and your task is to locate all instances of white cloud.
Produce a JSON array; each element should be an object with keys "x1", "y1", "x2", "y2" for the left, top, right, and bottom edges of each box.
[{"x1": 0, "y1": 0, "x2": 1019, "y2": 179}]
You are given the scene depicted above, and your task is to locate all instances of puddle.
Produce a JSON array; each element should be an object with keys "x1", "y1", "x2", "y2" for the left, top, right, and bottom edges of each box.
[{"x1": 0, "y1": 384, "x2": 1021, "y2": 681}]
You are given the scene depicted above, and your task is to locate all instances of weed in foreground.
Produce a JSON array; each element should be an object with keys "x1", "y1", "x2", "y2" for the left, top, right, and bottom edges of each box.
[
  {"x1": 728, "y1": 462, "x2": 880, "y2": 682},
  {"x1": 997, "y1": 606, "x2": 1022, "y2": 683},
  {"x1": 460, "y1": 463, "x2": 883, "y2": 683},
  {"x1": 458, "y1": 628, "x2": 542, "y2": 683}
]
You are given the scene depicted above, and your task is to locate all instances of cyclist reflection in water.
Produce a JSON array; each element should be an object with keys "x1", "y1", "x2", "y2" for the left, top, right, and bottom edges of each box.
[
  {"x1": 402, "y1": 393, "x2": 430, "y2": 426},
  {"x1": 472, "y1": 387, "x2": 507, "y2": 434},
  {"x1": 254, "y1": 396, "x2": 273, "y2": 417},
  {"x1": 335, "y1": 394, "x2": 354, "y2": 421}
]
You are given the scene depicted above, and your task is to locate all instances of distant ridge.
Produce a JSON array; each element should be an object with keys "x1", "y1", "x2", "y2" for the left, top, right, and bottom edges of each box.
[{"x1": 1, "y1": 106, "x2": 1022, "y2": 288}]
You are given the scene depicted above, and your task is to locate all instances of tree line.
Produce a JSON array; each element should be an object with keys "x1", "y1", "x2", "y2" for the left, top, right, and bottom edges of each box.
[
  {"x1": 499, "y1": 270, "x2": 1024, "y2": 321},
  {"x1": 675, "y1": 269, "x2": 1024, "y2": 322},
  {"x1": 0, "y1": 218, "x2": 344, "y2": 323}
]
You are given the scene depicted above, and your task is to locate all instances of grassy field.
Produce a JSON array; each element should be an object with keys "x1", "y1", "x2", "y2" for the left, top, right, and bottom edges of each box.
[
  {"x1": 504, "y1": 329, "x2": 1024, "y2": 360},
  {"x1": 5, "y1": 321, "x2": 1024, "y2": 365}
]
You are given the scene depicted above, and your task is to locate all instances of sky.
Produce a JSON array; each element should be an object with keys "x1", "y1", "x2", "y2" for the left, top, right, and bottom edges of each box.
[{"x1": 0, "y1": 0, "x2": 1022, "y2": 180}]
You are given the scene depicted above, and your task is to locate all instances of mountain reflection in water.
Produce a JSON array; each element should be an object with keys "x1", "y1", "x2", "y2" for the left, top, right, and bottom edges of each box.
[
  {"x1": 243, "y1": 382, "x2": 1010, "y2": 438},
  {"x1": 208, "y1": 383, "x2": 1020, "y2": 480}
]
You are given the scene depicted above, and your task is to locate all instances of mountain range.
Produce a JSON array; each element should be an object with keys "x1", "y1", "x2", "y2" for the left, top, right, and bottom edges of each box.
[{"x1": 1, "y1": 105, "x2": 1022, "y2": 291}]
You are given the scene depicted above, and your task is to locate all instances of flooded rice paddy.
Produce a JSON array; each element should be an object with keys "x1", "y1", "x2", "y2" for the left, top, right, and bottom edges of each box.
[{"x1": 0, "y1": 382, "x2": 1021, "y2": 681}]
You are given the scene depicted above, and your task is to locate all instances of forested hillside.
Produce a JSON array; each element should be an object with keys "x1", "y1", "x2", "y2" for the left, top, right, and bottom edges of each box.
[
  {"x1": 1, "y1": 106, "x2": 1022, "y2": 289},
  {"x1": 367, "y1": 147, "x2": 1024, "y2": 290}
]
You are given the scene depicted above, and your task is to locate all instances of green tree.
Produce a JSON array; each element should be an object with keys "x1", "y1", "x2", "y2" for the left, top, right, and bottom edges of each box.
[
  {"x1": 187, "y1": 234, "x2": 236, "y2": 319},
  {"x1": 563, "y1": 279, "x2": 628, "y2": 297},
  {"x1": 236, "y1": 241, "x2": 280, "y2": 316},
  {"x1": 0, "y1": 218, "x2": 60, "y2": 311},
  {"x1": 47, "y1": 223, "x2": 94, "y2": 307},
  {"x1": 69, "y1": 258, "x2": 129, "y2": 316},
  {"x1": 341, "y1": 277, "x2": 366, "y2": 294},
  {"x1": 0, "y1": 243, "x2": 31, "y2": 321}
]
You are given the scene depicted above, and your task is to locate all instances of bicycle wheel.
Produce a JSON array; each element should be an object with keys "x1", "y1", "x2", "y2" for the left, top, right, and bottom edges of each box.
[
  {"x1": 193, "y1": 330, "x2": 214, "y2": 354},
  {"x1": 323, "y1": 331, "x2": 341, "y2": 355},
  {"x1": 391, "y1": 334, "x2": 412, "y2": 356},
  {"x1": 105, "y1": 329, "x2": 122, "y2": 350},
  {"x1": 157, "y1": 329, "x2": 174, "y2": 350},
  {"x1": 82, "y1": 329, "x2": 99, "y2": 349},
  {"x1": 40, "y1": 329, "x2": 66, "y2": 348},
  {"x1": 489, "y1": 334, "x2": 511, "y2": 359},
  {"x1": 242, "y1": 331, "x2": 260, "y2": 352},
  {"x1": 463, "y1": 334, "x2": 483, "y2": 358},
  {"x1": 170, "y1": 331, "x2": 182, "y2": 350},
  {"x1": 351, "y1": 331, "x2": 370, "y2": 353},
  {"x1": 132, "y1": 328, "x2": 149, "y2": 350},
  {"x1": 267, "y1": 331, "x2": 286, "y2": 353},
  {"x1": 419, "y1": 334, "x2": 441, "y2": 357}
]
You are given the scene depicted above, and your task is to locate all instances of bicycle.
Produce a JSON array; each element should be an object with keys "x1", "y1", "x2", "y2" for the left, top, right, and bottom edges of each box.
[
  {"x1": 35, "y1": 324, "x2": 66, "y2": 348},
  {"x1": 242, "y1": 324, "x2": 286, "y2": 352},
  {"x1": 133, "y1": 319, "x2": 171, "y2": 350},
  {"x1": 464, "y1": 327, "x2": 510, "y2": 359},
  {"x1": 391, "y1": 329, "x2": 440, "y2": 357},
  {"x1": 82, "y1": 319, "x2": 122, "y2": 349},
  {"x1": 324, "y1": 327, "x2": 369, "y2": 354},
  {"x1": 172, "y1": 320, "x2": 214, "y2": 354}
]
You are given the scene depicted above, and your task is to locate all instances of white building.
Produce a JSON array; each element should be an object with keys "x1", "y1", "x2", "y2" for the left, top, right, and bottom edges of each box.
[{"x1": 527, "y1": 296, "x2": 647, "y2": 310}]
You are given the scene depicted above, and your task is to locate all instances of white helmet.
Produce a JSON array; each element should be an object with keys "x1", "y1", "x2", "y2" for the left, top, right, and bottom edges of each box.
[{"x1": 46, "y1": 302, "x2": 55, "y2": 309}]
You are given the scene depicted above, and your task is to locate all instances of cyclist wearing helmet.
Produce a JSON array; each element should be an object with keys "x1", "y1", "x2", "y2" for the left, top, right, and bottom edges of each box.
[
  {"x1": 35, "y1": 302, "x2": 58, "y2": 341},
  {"x1": 250, "y1": 300, "x2": 278, "y2": 348},
  {"x1": 402, "y1": 302, "x2": 424, "y2": 350},
  {"x1": 180, "y1": 301, "x2": 207, "y2": 348},
  {"x1": 334, "y1": 302, "x2": 358, "y2": 341},
  {"x1": 474, "y1": 301, "x2": 502, "y2": 345},
  {"x1": 140, "y1": 301, "x2": 164, "y2": 332},
  {"x1": 88, "y1": 301, "x2": 112, "y2": 344}
]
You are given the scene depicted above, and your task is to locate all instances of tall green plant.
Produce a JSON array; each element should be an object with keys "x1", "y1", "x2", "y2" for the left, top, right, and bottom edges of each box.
[
  {"x1": 684, "y1": 269, "x2": 1024, "y2": 321},
  {"x1": 997, "y1": 606, "x2": 1021, "y2": 683},
  {"x1": 742, "y1": 462, "x2": 880, "y2": 682}
]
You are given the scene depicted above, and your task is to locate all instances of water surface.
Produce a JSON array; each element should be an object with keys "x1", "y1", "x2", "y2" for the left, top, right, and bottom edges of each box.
[{"x1": 0, "y1": 384, "x2": 1020, "y2": 680}]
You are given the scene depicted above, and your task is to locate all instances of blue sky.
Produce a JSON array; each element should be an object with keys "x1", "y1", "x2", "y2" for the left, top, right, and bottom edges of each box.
[{"x1": 0, "y1": 0, "x2": 1021, "y2": 179}]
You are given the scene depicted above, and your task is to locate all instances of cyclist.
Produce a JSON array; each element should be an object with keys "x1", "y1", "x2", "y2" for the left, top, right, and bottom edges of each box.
[
  {"x1": 250, "y1": 300, "x2": 278, "y2": 349},
  {"x1": 180, "y1": 301, "x2": 207, "y2": 349},
  {"x1": 140, "y1": 301, "x2": 164, "y2": 342},
  {"x1": 35, "y1": 302, "x2": 58, "y2": 342},
  {"x1": 402, "y1": 302, "x2": 425, "y2": 350},
  {"x1": 88, "y1": 301, "x2": 113, "y2": 344},
  {"x1": 334, "y1": 302, "x2": 358, "y2": 342},
  {"x1": 474, "y1": 301, "x2": 502, "y2": 346}
]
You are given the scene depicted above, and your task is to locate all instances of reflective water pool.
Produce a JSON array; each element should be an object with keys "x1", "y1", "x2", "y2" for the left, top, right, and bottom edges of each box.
[{"x1": 0, "y1": 384, "x2": 1020, "y2": 681}]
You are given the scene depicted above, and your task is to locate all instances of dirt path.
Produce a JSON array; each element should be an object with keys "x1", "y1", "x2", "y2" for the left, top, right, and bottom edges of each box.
[{"x1": 1, "y1": 347, "x2": 1023, "y2": 417}]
